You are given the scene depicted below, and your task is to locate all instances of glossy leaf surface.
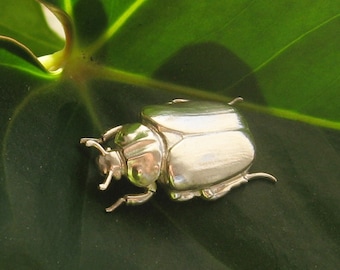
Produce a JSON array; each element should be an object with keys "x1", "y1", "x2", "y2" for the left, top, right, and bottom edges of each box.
[{"x1": 0, "y1": 1, "x2": 339, "y2": 269}]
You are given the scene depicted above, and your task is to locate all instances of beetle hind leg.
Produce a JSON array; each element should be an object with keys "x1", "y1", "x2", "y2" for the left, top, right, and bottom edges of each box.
[
  {"x1": 201, "y1": 176, "x2": 248, "y2": 200},
  {"x1": 200, "y1": 172, "x2": 277, "y2": 200},
  {"x1": 245, "y1": 172, "x2": 277, "y2": 182},
  {"x1": 169, "y1": 190, "x2": 200, "y2": 201}
]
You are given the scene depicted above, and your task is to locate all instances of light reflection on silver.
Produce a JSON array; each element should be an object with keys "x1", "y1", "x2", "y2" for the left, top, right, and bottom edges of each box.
[{"x1": 81, "y1": 98, "x2": 277, "y2": 212}]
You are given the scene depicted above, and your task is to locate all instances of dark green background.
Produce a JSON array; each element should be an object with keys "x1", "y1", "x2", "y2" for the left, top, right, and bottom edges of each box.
[{"x1": 0, "y1": 1, "x2": 339, "y2": 269}]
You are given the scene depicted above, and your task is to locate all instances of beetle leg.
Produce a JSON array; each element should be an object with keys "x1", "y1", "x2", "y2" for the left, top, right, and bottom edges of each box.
[
  {"x1": 201, "y1": 172, "x2": 277, "y2": 200},
  {"x1": 105, "y1": 197, "x2": 126, "y2": 213},
  {"x1": 101, "y1": 125, "x2": 123, "y2": 142},
  {"x1": 105, "y1": 183, "x2": 157, "y2": 212},
  {"x1": 228, "y1": 97, "x2": 243, "y2": 105},
  {"x1": 245, "y1": 172, "x2": 278, "y2": 182},
  {"x1": 201, "y1": 177, "x2": 248, "y2": 200},
  {"x1": 80, "y1": 126, "x2": 122, "y2": 145},
  {"x1": 80, "y1": 137, "x2": 99, "y2": 144},
  {"x1": 80, "y1": 137, "x2": 103, "y2": 146}
]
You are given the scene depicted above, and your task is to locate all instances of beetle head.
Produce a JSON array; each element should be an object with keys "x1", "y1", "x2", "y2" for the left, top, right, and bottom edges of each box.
[
  {"x1": 97, "y1": 149, "x2": 124, "y2": 180},
  {"x1": 81, "y1": 139, "x2": 125, "y2": 190}
]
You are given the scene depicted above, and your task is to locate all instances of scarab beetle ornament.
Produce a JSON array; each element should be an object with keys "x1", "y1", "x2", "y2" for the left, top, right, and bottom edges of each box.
[{"x1": 80, "y1": 98, "x2": 277, "y2": 212}]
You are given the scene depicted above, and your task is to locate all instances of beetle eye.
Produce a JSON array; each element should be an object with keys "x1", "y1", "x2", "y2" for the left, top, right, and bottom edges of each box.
[{"x1": 132, "y1": 166, "x2": 142, "y2": 179}]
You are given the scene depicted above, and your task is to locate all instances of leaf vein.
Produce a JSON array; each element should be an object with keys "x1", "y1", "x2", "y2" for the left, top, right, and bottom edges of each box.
[
  {"x1": 97, "y1": 66, "x2": 340, "y2": 130},
  {"x1": 227, "y1": 13, "x2": 340, "y2": 90},
  {"x1": 87, "y1": 0, "x2": 146, "y2": 54}
]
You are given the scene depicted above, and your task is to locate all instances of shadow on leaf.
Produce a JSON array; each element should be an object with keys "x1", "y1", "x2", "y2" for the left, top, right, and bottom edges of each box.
[{"x1": 153, "y1": 42, "x2": 266, "y2": 104}]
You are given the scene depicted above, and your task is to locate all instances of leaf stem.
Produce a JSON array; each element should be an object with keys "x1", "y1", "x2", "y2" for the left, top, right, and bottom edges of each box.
[
  {"x1": 63, "y1": 0, "x2": 74, "y2": 18},
  {"x1": 242, "y1": 102, "x2": 340, "y2": 130},
  {"x1": 97, "y1": 66, "x2": 340, "y2": 130},
  {"x1": 77, "y1": 85, "x2": 104, "y2": 133},
  {"x1": 99, "y1": 66, "x2": 233, "y2": 101}
]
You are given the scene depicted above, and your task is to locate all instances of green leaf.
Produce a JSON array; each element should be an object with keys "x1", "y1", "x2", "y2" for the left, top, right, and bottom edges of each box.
[
  {"x1": 0, "y1": 0, "x2": 64, "y2": 55},
  {"x1": 0, "y1": 36, "x2": 50, "y2": 76},
  {"x1": 1, "y1": 1, "x2": 339, "y2": 269}
]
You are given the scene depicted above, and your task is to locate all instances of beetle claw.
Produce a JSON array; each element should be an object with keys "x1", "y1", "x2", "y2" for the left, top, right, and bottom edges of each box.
[{"x1": 245, "y1": 172, "x2": 278, "y2": 183}]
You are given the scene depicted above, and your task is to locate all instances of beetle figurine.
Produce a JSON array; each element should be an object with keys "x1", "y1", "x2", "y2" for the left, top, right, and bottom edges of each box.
[{"x1": 80, "y1": 98, "x2": 277, "y2": 212}]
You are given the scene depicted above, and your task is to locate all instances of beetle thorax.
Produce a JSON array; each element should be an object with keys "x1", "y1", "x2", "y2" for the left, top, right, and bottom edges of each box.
[{"x1": 115, "y1": 123, "x2": 165, "y2": 187}]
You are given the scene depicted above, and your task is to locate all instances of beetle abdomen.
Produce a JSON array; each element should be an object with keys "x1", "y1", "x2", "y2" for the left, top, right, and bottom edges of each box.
[{"x1": 165, "y1": 130, "x2": 255, "y2": 191}]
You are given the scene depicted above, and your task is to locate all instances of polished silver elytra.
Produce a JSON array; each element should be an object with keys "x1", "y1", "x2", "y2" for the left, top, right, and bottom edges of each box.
[{"x1": 80, "y1": 98, "x2": 277, "y2": 212}]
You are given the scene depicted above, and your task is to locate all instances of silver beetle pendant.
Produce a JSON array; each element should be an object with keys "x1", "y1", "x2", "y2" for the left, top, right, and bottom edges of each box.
[{"x1": 80, "y1": 98, "x2": 277, "y2": 212}]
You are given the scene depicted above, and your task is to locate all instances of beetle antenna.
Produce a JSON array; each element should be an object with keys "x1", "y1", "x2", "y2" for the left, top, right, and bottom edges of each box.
[
  {"x1": 245, "y1": 172, "x2": 277, "y2": 182},
  {"x1": 84, "y1": 140, "x2": 108, "y2": 156},
  {"x1": 228, "y1": 97, "x2": 243, "y2": 105}
]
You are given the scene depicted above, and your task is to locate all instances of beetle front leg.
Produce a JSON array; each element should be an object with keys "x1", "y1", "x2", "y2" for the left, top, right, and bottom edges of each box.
[
  {"x1": 101, "y1": 125, "x2": 122, "y2": 143},
  {"x1": 80, "y1": 126, "x2": 122, "y2": 146},
  {"x1": 105, "y1": 183, "x2": 157, "y2": 212}
]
